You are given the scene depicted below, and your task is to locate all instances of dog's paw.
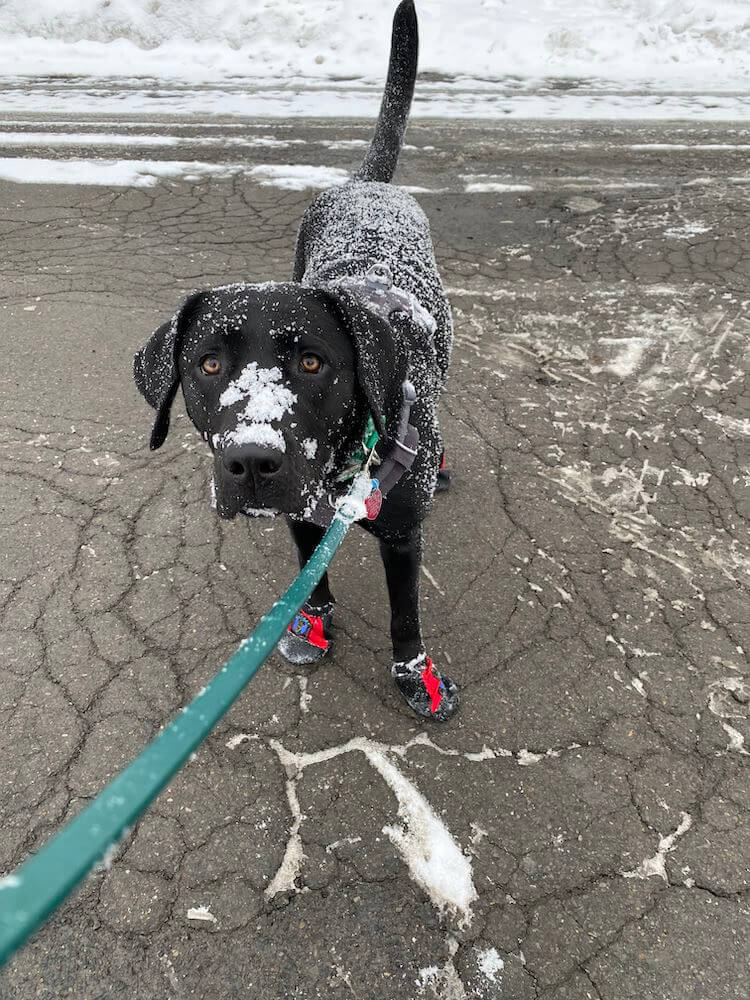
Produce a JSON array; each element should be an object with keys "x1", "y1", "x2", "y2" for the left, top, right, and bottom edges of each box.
[
  {"x1": 277, "y1": 602, "x2": 334, "y2": 665},
  {"x1": 391, "y1": 653, "x2": 459, "y2": 721}
]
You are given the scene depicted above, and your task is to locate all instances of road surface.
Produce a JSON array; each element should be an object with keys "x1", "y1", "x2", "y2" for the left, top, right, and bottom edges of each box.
[{"x1": 1, "y1": 113, "x2": 748, "y2": 999}]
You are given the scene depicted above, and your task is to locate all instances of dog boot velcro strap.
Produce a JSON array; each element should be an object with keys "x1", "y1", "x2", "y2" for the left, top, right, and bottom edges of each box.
[
  {"x1": 277, "y1": 602, "x2": 334, "y2": 665},
  {"x1": 391, "y1": 654, "x2": 459, "y2": 722}
]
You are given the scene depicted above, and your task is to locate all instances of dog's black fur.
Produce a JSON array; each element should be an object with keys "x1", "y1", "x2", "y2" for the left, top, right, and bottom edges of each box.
[{"x1": 134, "y1": 1, "x2": 457, "y2": 714}]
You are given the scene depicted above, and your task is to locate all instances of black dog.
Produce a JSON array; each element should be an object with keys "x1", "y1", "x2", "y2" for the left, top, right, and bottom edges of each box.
[{"x1": 133, "y1": 0, "x2": 459, "y2": 721}]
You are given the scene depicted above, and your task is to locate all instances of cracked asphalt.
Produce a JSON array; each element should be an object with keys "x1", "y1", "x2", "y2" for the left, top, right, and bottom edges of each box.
[{"x1": 1, "y1": 114, "x2": 749, "y2": 999}]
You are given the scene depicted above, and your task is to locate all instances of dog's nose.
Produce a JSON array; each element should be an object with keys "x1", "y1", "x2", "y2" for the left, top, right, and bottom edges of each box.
[{"x1": 222, "y1": 444, "x2": 284, "y2": 482}]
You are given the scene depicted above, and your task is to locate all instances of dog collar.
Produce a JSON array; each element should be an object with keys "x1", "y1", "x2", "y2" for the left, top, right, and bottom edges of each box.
[{"x1": 303, "y1": 380, "x2": 420, "y2": 528}]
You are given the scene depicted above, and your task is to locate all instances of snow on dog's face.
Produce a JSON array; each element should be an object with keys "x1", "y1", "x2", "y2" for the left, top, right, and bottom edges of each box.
[{"x1": 133, "y1": 283, "x2": 407, "y2": 520}]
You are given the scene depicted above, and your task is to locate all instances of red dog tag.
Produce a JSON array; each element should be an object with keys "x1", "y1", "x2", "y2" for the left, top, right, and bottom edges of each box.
[{"x1": 364, "y1": 487, "x2": 383, "y2": 520}]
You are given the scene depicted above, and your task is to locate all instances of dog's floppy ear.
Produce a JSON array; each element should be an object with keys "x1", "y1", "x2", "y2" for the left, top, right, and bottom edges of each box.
[
  {"x1": 133, "y1": 292, "x2": 204, "y2": 450},
  {"x1": 324, "y1": 289, "x2": 409, "y2": 448}
]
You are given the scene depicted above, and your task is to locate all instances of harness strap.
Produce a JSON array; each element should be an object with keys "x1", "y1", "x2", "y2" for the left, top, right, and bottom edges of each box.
[
  {"x1": 297, "y1": 262, "x2": 431, "y2": 529},
  {"x1": 304, "y1": 380, "x2": 419, "y2": 529}
]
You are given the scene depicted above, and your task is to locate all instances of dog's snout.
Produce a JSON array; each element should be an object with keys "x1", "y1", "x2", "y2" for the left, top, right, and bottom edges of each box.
[{"x1": 222, "y1": 444, "x2": 284, "y2": 482}]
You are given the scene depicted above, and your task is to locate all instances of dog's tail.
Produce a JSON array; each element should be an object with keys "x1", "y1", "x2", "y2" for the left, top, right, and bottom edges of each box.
[{"x1": 354, "y1": 0, "x2": 418, "y2": 184}]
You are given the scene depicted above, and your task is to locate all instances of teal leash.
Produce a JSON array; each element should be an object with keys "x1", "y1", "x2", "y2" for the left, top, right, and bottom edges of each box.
[{"x1": 0, "y1": 473, "x2": 376, "y2": 968}]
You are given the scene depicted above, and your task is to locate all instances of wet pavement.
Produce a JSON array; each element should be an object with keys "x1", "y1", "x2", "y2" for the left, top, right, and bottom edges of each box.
[{"x1": 1, "y1": 114, "x2": 749, "y2": 999}]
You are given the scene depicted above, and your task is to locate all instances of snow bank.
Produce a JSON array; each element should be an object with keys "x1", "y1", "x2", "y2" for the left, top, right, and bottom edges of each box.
[{"x1": 1, "y1": 0, "x2": 749, "y2": 91}]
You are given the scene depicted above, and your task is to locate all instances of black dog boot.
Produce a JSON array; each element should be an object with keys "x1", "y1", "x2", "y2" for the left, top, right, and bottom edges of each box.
[
  {"x1": 392, "y1": 653, "x2": 459, "y2": 721},
  {"x1": 435, "y1": 450, "x2": 451, "y2": 494},
  {"x1": 277, "y1": 601, "x2": 334, "y2": 665}
]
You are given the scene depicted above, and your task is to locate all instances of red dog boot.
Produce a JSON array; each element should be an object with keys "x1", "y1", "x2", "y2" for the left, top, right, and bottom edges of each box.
[
  {"x1": 277, "y1": 601, "x2": 334, "y2": 665},
  {"x1": 391, "y1": 653, "x2": 459, "y2": 721}
]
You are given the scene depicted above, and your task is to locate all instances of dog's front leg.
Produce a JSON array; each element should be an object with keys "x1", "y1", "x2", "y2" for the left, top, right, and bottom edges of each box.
[
  {"x1": 379, "y1": 528, "x2": 424, "y2": 663},
  {"x1": 380, "y1": 528, "x2": 459, "y2": 721},
  {"x1": 276, "y1": 519, "x2": 335, "y2": 665}
]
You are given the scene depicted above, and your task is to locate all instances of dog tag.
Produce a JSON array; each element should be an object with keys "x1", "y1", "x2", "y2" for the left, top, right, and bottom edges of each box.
[{"x1": 364, "y1": 487, "x2": 383, "y2": 520}]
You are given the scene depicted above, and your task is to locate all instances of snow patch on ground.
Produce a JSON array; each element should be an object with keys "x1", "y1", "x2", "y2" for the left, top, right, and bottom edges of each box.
[
  {"x1": 664, "y1": 222, "x2": 712, "y2": 239},
  {"x1": 0, "y1": 130, "x2": 180, "y2": 147},
  {"x1": 368, "y1": 746, "x2": 478, "y2": 925},
  {"x1": 186, "y1": 904, "x2": 217, "y2": 923},
  {"x1": 591, "y1": 337, "x2": 650, "y2": 379},
  {"x1": 265, "y1": 735, "x2": 477, "y2": 924},
  {"x1": 721, "y1": 722, "x2": 750, "y2": 755},
  {"x1": 263, "y1": 772, "x2": 306, "y2": 899},
  {"x1": 417, "y1": 937, "x2": 466, "y2": 999},
  {"x1": 476, "y1": 946, "x2": 505, "y2": 985},
  {"x1": 622, "y1": 812, "x2": 693, "y2": 880},
  {"x1": 248, "y1": 164, "x2": 349, "y2": 191},
  {"x1": 0, "y1": 156, "x2": 240, "y2": 186},
  {"x1": 463, "y1": 177, "x2": 534, "y2": 194},
  {"x1": 698, "y1": 408, "x2": 750, "y2": 438}
]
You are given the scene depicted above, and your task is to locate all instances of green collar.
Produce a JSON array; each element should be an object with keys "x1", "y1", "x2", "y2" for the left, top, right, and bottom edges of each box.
[{"x1": 336, "y1": 414, "x2": 380, "y2": 482}]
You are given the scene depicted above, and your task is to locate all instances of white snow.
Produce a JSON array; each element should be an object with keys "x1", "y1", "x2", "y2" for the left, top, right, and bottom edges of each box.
[
  {"x1": 0, "y1": 130, "x2": 308, "y2": 149},
  {"x1": 463, "y1": 179, "x2": 534, "y2": 194},
  {"x1": 698, "y1": 408, "x2": 750, "y2": 438},
  {"x1": 218, "y1": 423, "x2": 285, "y2": 452},
  {"x1": 721, "y1": 722, "x2": 750, "y2": 756},
  {"x1": 664, "y1": 223, "x2": 712, "y2": 239},
  {"x1": 186, "y1": 904, "x2": 217, "y2": 923},
  {"x1": 0, "y1": 874, "x2": 21, "y2": 890},
  {"x1": 0, "y1": 130, "x2": 180, "y2": 146},
  {"x1": 215, "y1": 362, "x2": 296, "y2": 455},
  {"x1": 476, "y1": 947, "x2": 505, "y2": 984},
  {"x1": 242, "y1": 506, "x2": 279, "y2": 517},
  {"x1": 2, "y1": 0, "x2": 749, "y2": 92},
  {"x1": 224, "y1": 732, "x2": 255, "y2": 750},
  {"x1": 0, "y1": 2, "x2": 748, "y2": 120},
  {"x1": 301, "y1": 438, "x2": 318, "y2": 460},
  {"x1": 263, "y1": 775, "x2": 306, "y2": 899},
  {"x1": 517, "y1": 749, "x2": 544, "y2": 766},
  {"x1": 591, "y1": 337, "x2": 650, "y2": 379},
  {"x1": 219, "y1": 363, "x2": 295, "y2": 418},
  {"x1": 266, "y1": 735, "x2": 478, "y2": 924},
  {"x1": 0, "y1": 156, "x2": 240, "y2": 186},
  {"x1": 622, "y1": 812, "x2": 693, "y2": 881},
  {"x1": 5, "y1": 85, "x2": 750, "y2": 120},
  {"x1": 297, "y1": 675, "x2": 312, "y2": 713},
  {"x1": 249, "y1": 164, "x2": 349, "y2": 191},
  {"x1": 369, "y1": 747, "x2": 478, "y2": 925}
]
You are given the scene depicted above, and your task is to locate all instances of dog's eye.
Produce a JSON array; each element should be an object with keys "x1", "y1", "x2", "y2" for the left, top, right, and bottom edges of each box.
[
  {"x1": 200, "y1": 356, "x2": 221, "y2": 376},
  {"x1": 300, "y1": 353, "x2": 323, "y2": 375}
]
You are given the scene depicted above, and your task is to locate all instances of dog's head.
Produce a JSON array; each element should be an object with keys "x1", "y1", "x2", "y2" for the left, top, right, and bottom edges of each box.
[{"x1": 133, "y1": 283, "x2": 408, "y2": 519}]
